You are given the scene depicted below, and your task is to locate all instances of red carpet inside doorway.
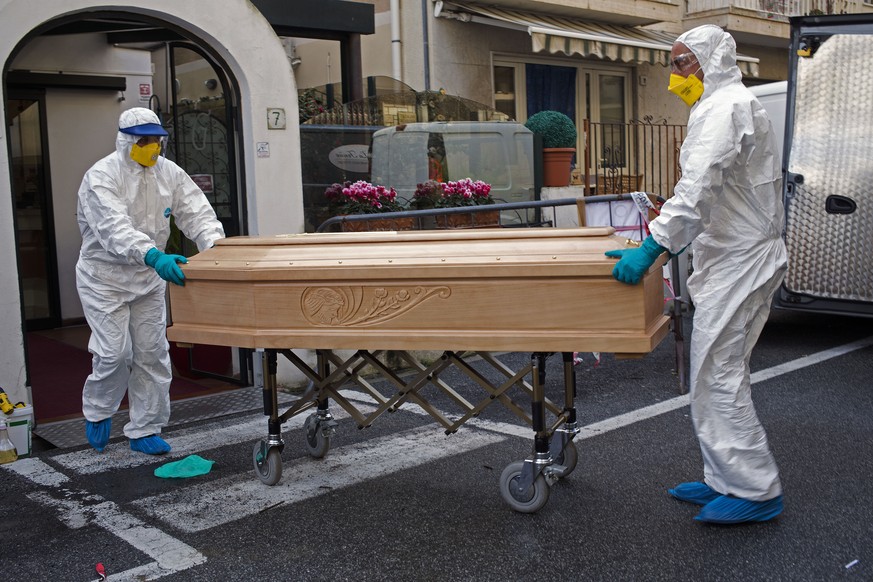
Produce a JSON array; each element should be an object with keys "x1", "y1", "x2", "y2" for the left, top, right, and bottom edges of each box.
[{"x1": 26, "y1": 331, "x2": 239, "y2": 423}]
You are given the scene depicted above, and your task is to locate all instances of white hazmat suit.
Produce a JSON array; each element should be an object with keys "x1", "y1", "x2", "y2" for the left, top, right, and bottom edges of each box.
[
  {"x1": 76, "y1": 108, "x2": 225, "y2": 440},
  {"x1": 648, "y1": 26, "x2": 787, "y2": 502}
]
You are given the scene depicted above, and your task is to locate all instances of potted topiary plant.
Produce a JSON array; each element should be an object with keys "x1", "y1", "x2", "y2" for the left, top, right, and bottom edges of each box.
[{"x1": 524, "y1": 110, "x2": 578, "y2": 187}]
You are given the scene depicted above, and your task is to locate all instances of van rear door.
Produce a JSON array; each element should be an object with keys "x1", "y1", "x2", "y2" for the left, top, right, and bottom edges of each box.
[{"x1": 776, "y1": 14, "x2": 873, "y2": 317}]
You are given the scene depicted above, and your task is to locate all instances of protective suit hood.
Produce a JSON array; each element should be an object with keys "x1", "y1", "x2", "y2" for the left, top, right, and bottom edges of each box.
[
  {"x1": 116, "y1": 108, "x2": 166, "y2": 170},
  {"x1": 677, "y1": 25, "x2": 742, "y2": 102}
]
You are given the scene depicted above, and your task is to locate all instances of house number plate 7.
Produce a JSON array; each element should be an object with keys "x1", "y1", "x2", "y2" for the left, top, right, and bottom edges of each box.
[{"x1": 267, "y1": 108, "x2": 286, "y2": 130}]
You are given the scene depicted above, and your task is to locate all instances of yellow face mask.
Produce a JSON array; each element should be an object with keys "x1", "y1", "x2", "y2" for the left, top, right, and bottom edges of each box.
[
  {"x1": 130, "y1": 142, "x2": 162, "y2": 167},
  {"x1": 668, "y1": 73, "x2": 704, "y2": 107}
]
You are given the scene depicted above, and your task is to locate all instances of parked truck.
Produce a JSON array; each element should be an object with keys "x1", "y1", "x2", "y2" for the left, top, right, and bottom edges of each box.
[{"x1": 766, "y1": 14, "x2": 873, "y2": 317}]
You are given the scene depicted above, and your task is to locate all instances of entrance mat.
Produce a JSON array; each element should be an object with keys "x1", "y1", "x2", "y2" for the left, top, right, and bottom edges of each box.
[
  {"x1": 33, "y1": 386, "x2": 296, "y2": 449},
  {"x1": 27, "y1": 332, "x2": 235, "y2": 423}
]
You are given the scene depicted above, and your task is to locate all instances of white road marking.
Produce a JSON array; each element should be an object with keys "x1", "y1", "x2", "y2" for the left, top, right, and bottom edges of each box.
[
  {"x1": 4, "y1": 456, "x2": 70, "y2": 486},
  {"x1": 749, "y1": 335, "x2": 873, "y2": 384},
  {"x1": 6, "y1": 458, "x2": 204, "y2": 580},
  {"x1": 579, "y1": 334, "x2": 873, "y2": 434},
  {"x1": 28, "y1": 491, "x2": 206, "y2": 578},
  {"x1": 133, "y1": 426, "x2": 504, "y2": 533},
  {"x1": 51, "y1": 396, "x2": 376, "y2": 475}
]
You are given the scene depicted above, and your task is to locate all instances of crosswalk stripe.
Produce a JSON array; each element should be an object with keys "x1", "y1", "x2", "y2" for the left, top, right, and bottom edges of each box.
[
  {"x1": 132, "y1": 426, "x2": 505, "y2": 533},
  {"x1": 51, "y1": 396, "x2": 377, "y2": 475},
  {"x1": 7, "y1": 458, "x2": 204, "y2": 580}
]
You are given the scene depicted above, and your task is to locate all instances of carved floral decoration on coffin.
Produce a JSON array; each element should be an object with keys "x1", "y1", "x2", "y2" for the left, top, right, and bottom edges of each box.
[{"x1": 301, "y1": 286, "x2": 451, "y2": 327}]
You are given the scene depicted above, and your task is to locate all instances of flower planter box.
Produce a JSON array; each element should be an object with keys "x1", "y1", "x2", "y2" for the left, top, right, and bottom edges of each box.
[
  {"x1": 340, "y1": 217, "x2": 416, "y2": 232},
  {"x1": 434, "y1": 210, "x2": 500, "y2": 230}
]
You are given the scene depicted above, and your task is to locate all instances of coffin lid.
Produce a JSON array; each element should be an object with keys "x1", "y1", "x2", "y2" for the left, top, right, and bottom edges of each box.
[{"x1": 181, "y1": 227, "x2": 656, "y2": 281}]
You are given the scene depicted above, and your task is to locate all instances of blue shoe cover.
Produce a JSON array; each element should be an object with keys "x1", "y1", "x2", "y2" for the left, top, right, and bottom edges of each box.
[
  {"x1": 668, "y1": 481, "x2": 720, "y2": 506},
  {"x1": 695, "y1": 495, "x2": 783, "y2": 524},
  {"x1": 130, "y1": 435, "x2": 172, "y2": 455},
  {"x1": 85, "y1": 418, "x2": 111, "y2": 452}
]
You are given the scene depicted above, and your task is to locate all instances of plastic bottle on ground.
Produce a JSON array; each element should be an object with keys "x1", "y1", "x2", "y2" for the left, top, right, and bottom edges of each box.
[{"x1": 0, "y1": 419, "x2": 18, "y2": 464}]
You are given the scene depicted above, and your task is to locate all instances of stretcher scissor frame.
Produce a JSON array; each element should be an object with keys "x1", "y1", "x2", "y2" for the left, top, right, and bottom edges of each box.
[{"x1": 252, "y1": 348, "x2": 580, "y2": 513}]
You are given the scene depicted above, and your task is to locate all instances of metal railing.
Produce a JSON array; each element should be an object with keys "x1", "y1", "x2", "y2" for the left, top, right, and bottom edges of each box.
[
  {"x1": 583, "y1": 118, "x2": 687, "y2": 200},
  {"x1": 685, "y1": 0, "x2": 869, "y2": 17},
  {"x1": 317, "y1": 198, "x2": 577, "y2": 232}
]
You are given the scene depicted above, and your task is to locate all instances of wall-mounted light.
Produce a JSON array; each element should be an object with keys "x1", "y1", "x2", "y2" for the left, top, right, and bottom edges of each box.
[
  {"x1": 282, "y1": 38, "x2": 302, "y2": 70},
  {"x1": 204, "y1": 78, "x2": 218, "y2": 91}
]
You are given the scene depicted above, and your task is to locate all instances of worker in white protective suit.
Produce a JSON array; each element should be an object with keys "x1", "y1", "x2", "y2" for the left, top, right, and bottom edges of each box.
[
  {"x1": 76, "y1": 107, "x2": 225, "y2": 455},
  {"x1": 605, "y1": 25, "x2": 787, "y2": 524}
]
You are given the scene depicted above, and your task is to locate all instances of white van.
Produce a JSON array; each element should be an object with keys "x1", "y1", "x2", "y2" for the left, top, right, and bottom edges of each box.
[{"x1": 369, "y1": 121, "x2": 536, "y2": 205}]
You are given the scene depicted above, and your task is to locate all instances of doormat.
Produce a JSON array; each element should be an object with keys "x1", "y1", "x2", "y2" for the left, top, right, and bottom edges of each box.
[{"x1": 26, "y1": 332, "x2": 238, "y2": 423}]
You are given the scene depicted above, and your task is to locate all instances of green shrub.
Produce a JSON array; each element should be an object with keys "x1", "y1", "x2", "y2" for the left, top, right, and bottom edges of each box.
[{"x1": 524, "y1": 110, "x2": 578, "y2": 149}]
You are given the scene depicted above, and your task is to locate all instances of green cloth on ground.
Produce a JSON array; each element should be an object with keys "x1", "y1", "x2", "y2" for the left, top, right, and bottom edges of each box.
[{"x1": 154, "y1": 454, "x2": 215, "y2": 478}]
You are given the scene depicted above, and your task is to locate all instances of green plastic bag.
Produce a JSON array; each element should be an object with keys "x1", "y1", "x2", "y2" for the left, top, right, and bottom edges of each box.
[{"x1": 154, "y1": 454, "x2": 215, "y2": 479}]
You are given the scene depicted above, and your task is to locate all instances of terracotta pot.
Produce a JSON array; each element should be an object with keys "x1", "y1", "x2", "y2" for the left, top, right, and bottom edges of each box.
[
  {"x1": 542, "y1": 148, "x2": 575, "y2": 187},
  {"x1": 341, "y1": 216, "x2": 416, "y2": 232},
  {"x1": 435, "y1": 209, "x2": 500, "y2": 229}
]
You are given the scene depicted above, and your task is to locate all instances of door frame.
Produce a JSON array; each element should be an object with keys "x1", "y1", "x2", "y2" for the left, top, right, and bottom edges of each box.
[{"x1": 6, "y1": 87, "x2": 62, "y2": 331}]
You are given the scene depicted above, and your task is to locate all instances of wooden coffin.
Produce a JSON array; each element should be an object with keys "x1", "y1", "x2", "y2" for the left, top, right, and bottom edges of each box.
[{"x1": 167, "y1": 228, "x2": 670, "y2": 355}]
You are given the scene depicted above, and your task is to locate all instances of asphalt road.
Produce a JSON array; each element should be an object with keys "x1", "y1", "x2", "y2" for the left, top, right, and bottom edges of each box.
[{"x1": 2, "y1": 307, "x2": 872, "y2": 581}]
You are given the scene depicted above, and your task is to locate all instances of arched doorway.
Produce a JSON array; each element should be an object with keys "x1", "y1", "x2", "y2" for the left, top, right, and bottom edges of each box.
[{"x1": 3, "y1": 11, "x2": 252, "y2": 423}]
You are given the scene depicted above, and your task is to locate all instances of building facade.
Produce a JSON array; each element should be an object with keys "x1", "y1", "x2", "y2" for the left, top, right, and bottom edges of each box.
[{"x1": 290, "y1": 0, "x2": 872, "y2": 199}]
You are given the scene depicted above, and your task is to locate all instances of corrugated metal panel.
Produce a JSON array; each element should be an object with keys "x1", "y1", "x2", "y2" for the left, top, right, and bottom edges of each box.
[{"x1": 785, "y1": 33, "x2": 873, "y2": 302}]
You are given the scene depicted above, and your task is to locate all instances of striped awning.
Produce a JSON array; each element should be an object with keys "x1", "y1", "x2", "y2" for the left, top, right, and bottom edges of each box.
[{"x1": 434, "y1": 1, "x2": 760, "y2": 78}]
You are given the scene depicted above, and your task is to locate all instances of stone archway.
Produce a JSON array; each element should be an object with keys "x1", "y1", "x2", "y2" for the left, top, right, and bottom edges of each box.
[{"x1": 0, "y1": 0, "x2": 302, "y2": 405}]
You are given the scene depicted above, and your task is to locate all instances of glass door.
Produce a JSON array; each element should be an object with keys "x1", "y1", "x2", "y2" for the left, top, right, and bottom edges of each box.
[
  {"x1": 165, "y1": 43, "x2": 242, "y2": 244},
  {"x1": 164, "y1": 43, "x2": 247, "y2": 384},
  {"x1": 7, "y1": 91, "x2": 60, "y2": 330},
  {"x1": 585, "y1": 70, "x2": 636, "y2": 193}
]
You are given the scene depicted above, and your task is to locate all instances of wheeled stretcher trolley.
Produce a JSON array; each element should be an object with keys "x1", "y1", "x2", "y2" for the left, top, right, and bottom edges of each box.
[{"x1": 167, "y1": 227, "x2": 669, "y2": 512}]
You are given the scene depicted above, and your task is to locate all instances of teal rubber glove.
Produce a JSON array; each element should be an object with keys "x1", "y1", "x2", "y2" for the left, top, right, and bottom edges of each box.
[
  {"x1": 144, "y1": 247, "x2": 187, "y2": 286},
  {"x1": 604, "y1": 235, "x2": 667, "y2": 285}
]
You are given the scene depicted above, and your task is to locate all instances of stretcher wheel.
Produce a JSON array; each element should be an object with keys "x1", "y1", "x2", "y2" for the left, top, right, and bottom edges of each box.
[
  {"x1": 552, "y1": 441, "x2": 578, "y2": 478},
  {"x1": 253, "y1": 442, "x2": 282, "y2": 486},
  {"x1": 499, "y1": 461, "x2": 550, "y2": 513},
  {"x1": 304, "y1": 413, "x2": 331, "y2": 458}
]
